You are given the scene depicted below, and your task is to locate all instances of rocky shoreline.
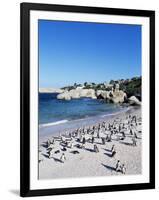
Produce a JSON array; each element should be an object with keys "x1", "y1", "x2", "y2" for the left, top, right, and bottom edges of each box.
[
  {"x1": 39, "y1": 76, "x2": 141, "y2": 105},
  {"x1": 56, "y1": 84, "x2": 141, "y2": 105}
]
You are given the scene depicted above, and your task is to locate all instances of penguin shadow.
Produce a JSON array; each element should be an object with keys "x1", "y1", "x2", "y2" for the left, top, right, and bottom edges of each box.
[
  {"x1": 40, "y1": 142, "x2": 48, "y2": 148},
  {"x1": 75, "y1": 138, "x2": 83, "y2": 143},
  {"x1": 59, "y1": 142, "x2": 67, "y2": 147},
  {"x1": 105, "y1": 139, "x2": 112, "y2": 143},
  {"x1": 102, "y1": 148, "x2": 112, "y2": 153},
  {"x1": 84, "y1": 147, "x2": 95, "y2": 153},
  {"x1": 74, "y1": 144, "x2": 83, "y2": 149},
  {"x1": 135, "y1": 136, "x2": 142, "y2": 139},
  {"x1": 118, "y1": 137, "x2": 126, "y2": 141},
  {"x1": 104, "y1": 152, "x2": 113, "y2": 157},
  {"x1": 61, "y1": 147, "x2": 67, "y2": 151},
  {"x1": 70, "y1": 150, "x2": 80, "y2": 154},
  {"x1": 53, "y1": 157, "x2": 63, "y2": 163},
  {"x1": 47, "y1": 147, "x2": 54, "y2": 151},
  {"x1": 101, "y1": 163, "x2": 116, "y2": 172},
  {"x1": 119, "y1": 141, "x2": 133, "y2": 146},
  {"x1": 41, "y1": 153, "x2": 49, "y2": 158},
  {"x1": 54, "y1": 150, "x2": 60, "y2": 154}
]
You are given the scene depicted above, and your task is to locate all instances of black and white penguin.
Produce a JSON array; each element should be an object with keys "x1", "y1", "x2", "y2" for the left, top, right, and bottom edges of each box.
[
  {"x1": 94, "y1": 144, "x2": 99, "y2": 153},
  {"x1": 115, "y1": 160, "x2": 121, "y2": 172},
  {"x1": 60, "y1": 153, "x2": 66, "y2": 163}
]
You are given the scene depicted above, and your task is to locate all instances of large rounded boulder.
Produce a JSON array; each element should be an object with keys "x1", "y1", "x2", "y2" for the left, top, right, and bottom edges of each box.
[
  {"x1": 57, "y1": 88, "x2": 96, "y2": 100},
  {"x1": 128, "y1": 96, "x2": 141, "y2": 106}
]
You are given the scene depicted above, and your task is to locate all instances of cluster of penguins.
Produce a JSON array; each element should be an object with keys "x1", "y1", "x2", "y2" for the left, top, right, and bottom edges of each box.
[{"x1": 40, "y1": 114, "x2": 141, "y2": 174}]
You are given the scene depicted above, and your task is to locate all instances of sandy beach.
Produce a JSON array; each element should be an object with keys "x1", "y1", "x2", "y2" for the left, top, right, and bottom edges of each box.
[{"x1": 38, "y1": 106, "x2": 142, "y2": 179}]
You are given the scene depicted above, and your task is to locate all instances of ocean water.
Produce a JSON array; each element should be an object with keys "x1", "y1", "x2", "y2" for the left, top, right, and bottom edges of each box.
[{"x1": 39, "y1": 93, "x2": 125, "y2": 127}]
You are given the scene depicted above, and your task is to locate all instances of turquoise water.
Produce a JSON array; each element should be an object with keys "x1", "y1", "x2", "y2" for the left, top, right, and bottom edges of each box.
[{"x1": 39, "y1": 93, "x2": 124, "y2": 126}]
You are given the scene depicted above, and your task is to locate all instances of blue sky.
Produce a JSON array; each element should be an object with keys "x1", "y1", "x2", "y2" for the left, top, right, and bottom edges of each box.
[{"x1": 39, "y1": 20, "x2": 141, "y2": 88}]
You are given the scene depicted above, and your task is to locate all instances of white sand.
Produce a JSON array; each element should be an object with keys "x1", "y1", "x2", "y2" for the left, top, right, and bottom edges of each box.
[{"x1": 39, "y1": 107, "x2": 142, "y2": 179}]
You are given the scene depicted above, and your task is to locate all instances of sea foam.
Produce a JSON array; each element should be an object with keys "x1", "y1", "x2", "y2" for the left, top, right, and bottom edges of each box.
[{"x1": 39, "y1": 119, "x2": 68, "y2": 128}]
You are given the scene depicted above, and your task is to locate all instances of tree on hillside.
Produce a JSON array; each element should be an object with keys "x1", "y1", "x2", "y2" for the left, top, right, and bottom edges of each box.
[{"x1": 109, "y1": 80, "x2": 115, "y2": 85}]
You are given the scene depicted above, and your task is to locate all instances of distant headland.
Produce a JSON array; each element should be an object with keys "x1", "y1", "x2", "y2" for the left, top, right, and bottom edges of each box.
[{"x1": 39, "y1": 76, "x2": 141, "y2": 105}]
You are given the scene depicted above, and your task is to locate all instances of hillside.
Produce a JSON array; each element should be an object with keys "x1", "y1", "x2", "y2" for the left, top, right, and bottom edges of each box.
[{"x1": 61, "y1": 76, "x2": 141, "y2": 100}]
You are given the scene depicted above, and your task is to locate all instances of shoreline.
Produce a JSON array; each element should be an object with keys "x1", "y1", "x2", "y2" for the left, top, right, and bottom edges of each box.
[
  {"x1": 39, "y1": 106, "x2": 142, "y2": 179},
  {"x1": 39, "y1": 105, "x2": 138, "y2": 142},
  {"x1": 39, "y1": 105, "x2": 130, "y2": 127}
]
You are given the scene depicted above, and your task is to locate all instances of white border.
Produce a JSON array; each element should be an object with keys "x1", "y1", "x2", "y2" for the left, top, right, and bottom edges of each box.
[{"x1": 30, "y1": 10, "x2": 150, "y2": 190}]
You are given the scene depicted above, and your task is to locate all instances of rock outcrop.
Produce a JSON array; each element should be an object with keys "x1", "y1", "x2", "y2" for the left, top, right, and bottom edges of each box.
[
  {"x1": 56, "y1": 84, "x2": 140, "y2": 105},
  {"x1": 57, "y1": 88, "x2": 97, "y2": 100},
  {"x1": 96, "y1": 84, "x2": 127, "y2": 103},
  {"x1": 57, "y1": 84, "x2": 127, "y2": 103},
  {"x1": 96, "y1": 90, "x2": 110, "y2": 99},
  {"x1": 128, "y1": 96, "x2": 141, "y2": 106},
  {"x1": 109, "y1": 90, "x2": 127, "y2": 103}
]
